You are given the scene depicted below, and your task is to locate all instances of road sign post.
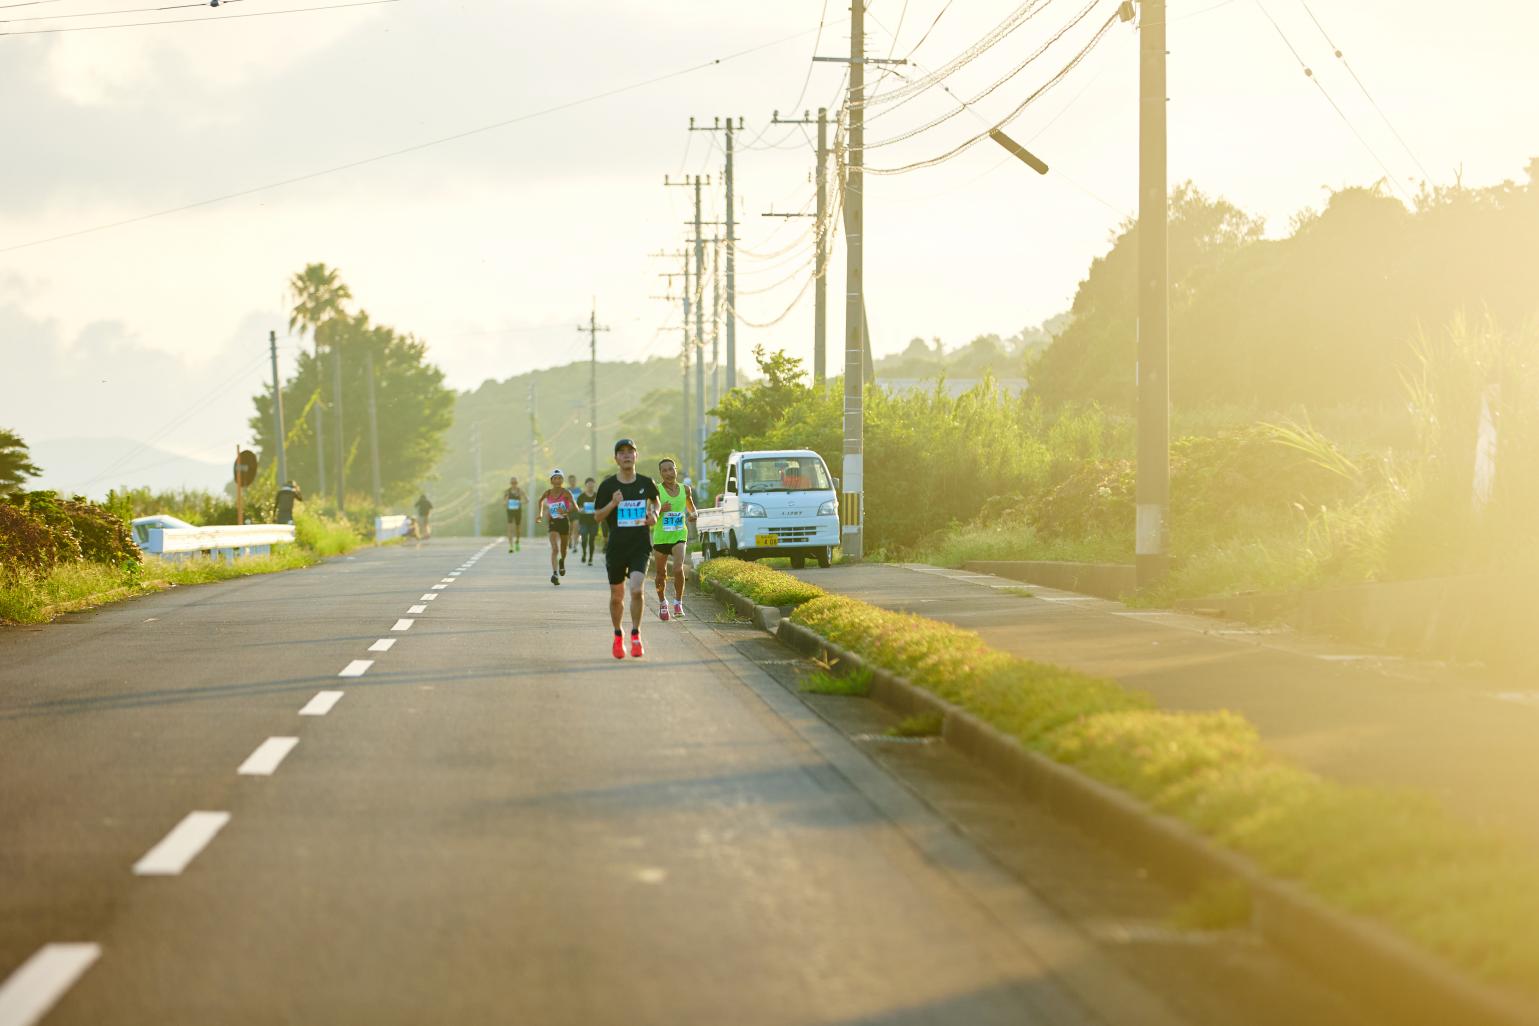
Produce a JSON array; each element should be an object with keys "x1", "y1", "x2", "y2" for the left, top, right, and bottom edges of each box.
[{"x1": 234, "y1": 448, "x2": 258, "y2": 525}]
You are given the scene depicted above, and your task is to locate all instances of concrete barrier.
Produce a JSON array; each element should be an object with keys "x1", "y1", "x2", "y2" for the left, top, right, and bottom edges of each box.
[
  {"x1": 146, "y1": 524, "x2": 295, "y2": 562},
  {"x1": 375, "y1": 514, "x2": 412, "y2": 543}
]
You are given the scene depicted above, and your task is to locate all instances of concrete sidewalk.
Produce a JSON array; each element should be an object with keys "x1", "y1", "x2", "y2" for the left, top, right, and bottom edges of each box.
[{"x1": 785, "y1": 562, "x2": 1539, "y2": 850}]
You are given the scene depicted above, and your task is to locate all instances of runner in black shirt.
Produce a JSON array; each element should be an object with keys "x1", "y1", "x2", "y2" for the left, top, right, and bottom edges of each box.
[{"x1": 594, "y1": 438, "x2": 660, "y2": 659}]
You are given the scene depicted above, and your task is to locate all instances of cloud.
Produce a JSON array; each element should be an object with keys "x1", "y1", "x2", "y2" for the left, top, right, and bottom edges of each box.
[{"x1": 1, "y1": 303, "x2": 279, "y2": 463}]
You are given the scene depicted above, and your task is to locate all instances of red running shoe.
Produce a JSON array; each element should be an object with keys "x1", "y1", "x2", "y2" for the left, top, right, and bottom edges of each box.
[
  {"x1": 630, "y1": 633, "x2": 644, "y2": 658},
  {"x1": 611, "y1": 634, "x2": 625, "y2": 660},
  {"x1": 659, "y1": 603, "x2": 670, "y2": 622}
]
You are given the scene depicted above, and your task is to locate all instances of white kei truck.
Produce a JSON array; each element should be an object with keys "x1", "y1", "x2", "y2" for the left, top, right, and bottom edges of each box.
[{"x1": 695, "y1": 449, "x2": 840, "y2": 569}]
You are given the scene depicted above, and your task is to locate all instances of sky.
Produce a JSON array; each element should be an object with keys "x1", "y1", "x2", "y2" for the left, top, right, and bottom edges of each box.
[{"x1": 3, "y1": 0, "x2": 1537, "y2": 493}]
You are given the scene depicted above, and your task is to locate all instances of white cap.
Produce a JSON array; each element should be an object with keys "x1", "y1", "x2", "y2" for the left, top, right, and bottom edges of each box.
[{"x1": 550, "y1": 468, "x2": 564, "y2": 478}]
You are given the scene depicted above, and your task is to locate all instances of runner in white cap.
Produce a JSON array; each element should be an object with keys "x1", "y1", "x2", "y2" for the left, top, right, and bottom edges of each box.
[{"x1": 536, "y1": 469, "x2": 577, "y2": 586}]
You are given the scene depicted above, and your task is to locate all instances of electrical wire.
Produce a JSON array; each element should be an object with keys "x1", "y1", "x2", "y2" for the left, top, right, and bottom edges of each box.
[
  {"x1": 1251, "y1": 0, "x2": 1414, "y2": 200},
  {"x1": 1, "y1": 0, "x2": 257, "y2": 25},
  {"x1": 1297, "y1": 0, "x2": 1432, "y2": 183},
  {"x1": 858, "y1": 0, "x2": 1054, "y2": 111},
  {"x1": 0, "y1": 0, "x2": 395, "y2": 36},
  {"x1": 0, "y1": 22, "x2": 826, "y2": 254},
  {"x1": 864, "y1": 0, "x2": 1104, "y2": 150},
  {"x1": 0, "y1": 0, "x2": 63, "y2": 9},
  {"x1": 862, "y1": 8, "x2": 1121, "y2": 175}
]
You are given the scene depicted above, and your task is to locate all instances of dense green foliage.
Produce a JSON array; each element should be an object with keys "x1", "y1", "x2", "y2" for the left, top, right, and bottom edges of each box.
[
  {"x1": 0, "y1": 428, "x2": 42, "y2": 493},
  {"x1": 1030, "y1": 167, "x2": 1539, "y2": 411},
  {"x1": 698, "y1": 556, "x2": 827, "y2": 608},
  {"x1": 0, "y1": 491, "x2": 136, "y2": 579},
  {"x1": 104, "y1": 485, "x2": 239, "y2": 526},
  {"x1": 249, "y1": 265, "x2": 455, "y2": 509}
]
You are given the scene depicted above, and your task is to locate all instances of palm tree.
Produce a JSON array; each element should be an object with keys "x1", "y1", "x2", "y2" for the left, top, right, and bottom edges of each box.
[
  {"x1": 288, "y1": 263, "x2": 353, "y2": 507},
  {"x1": 0, "y1": 428, "x2": 41, "y2": 493}
]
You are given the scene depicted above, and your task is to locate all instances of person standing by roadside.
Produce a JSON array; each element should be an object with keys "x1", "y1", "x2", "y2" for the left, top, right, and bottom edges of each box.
[
  {"x1": 595, "y1": 439, "x2": 659, "y2": 658},
  {"x1": 415, "y1": 492, "x2": 433, "y2": 539},
  {"x1": 537, "y1": 470, "x2": 576, "y2": 586},
  {"x1": 275, "y1": 480, "x2": 303, "y2": 525},
  {"x1": 576, "y1": 477, "x2": 599, "y2": 565},
  {"x1": 651, "y1": 458, "x2": 696, "y2": 621},
  {"x1": 504, "y1": 476, "x2": 526, "y2": 553}
]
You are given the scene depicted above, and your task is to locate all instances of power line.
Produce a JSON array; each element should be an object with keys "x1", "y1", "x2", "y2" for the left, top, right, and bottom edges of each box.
[
  {"x1": 1297, "y1": 0, "x2": 1433, "y2": 183},
  {"x1": 0, "y1": 0, "x2": 64, "y2": 9},
  {"x1": 864, "y1": 0, "x2": 1104, "y2": 151},
  {"x1": 0, "y1": 23, "x2": 824, "y2": 254},
  {"x1": 1, "y1": 0, "x2": 259, "y2": 25},
  {"x1": 0, "y1": 0, "x2": 396, "y2": 36},
  {"x1": 1251, "y1": 0, "x2": 1414, "y2": 200},
  {"x1": 861, "y1": 8, "x2": 1122, "y2": 176}
]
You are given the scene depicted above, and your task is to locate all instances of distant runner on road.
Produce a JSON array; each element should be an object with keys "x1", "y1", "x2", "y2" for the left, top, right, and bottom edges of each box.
[
  {"x1": 504, "y1": 476, "x2": 526, "y2": 553},
  {"x1": 537, "y1": 470, "x2": 576, "y2": 586},
  {"x1": 651, "y1": 458, "x2": 697, "y2": 622},
  {"x1": 414, "y1": 493, "x2": 433, "y2": 539},
  {"x1": 595, "y1": 438, "x2": 659, "y2": 659},
  {"x1": 576, "y1": 477, "x2": 599, "y2": 566}
]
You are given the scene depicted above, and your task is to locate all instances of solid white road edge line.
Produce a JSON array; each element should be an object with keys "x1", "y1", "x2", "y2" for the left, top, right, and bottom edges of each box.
[
  {"x1": 368, "y1": 638, "x2": 396, "y2": 652},
  {"x1": 300, "y1": 691, "x2": 345, "y2": 716},
  {"x1": 338, "y1": 660, "x2": 373, "y2": 678},
  {"x1": 132, "y1": 811, "x2": 231, "y2": 876},
  {"x1": 392, "y1": 619, "x2": 415, "y2": 631},
  {"x1": 0, "y1": 943, "x2": 102, "y2": 1026}
]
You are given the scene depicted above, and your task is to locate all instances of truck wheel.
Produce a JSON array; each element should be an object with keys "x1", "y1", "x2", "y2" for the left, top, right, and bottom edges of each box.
[
  {"x1": 790, "y1": 553, "x2": 806, "y2": 570},
  {"x1": 816, "y1": 547, "x2": 832, "y2": 569}
]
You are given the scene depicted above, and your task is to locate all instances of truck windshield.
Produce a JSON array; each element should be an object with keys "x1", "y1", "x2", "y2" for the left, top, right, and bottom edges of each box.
[{"x1": 741, "y1": 457, "x2": 832, "y2": 492}]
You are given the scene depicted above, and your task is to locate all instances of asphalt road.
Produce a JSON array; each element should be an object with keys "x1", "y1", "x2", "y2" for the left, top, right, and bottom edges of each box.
[{"x1": 0, "y1": 540, "x2": 1179, "y2": 1026}]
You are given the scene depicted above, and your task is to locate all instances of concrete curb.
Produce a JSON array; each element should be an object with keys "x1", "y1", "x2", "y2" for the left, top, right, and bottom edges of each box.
[{"x1": 736, "y1": 597, "x2": 1538, "y2": 1026}]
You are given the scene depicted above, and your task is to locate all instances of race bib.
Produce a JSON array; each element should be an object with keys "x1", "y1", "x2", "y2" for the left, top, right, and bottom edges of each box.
[
  {"x1": 661, "y1": 511, "x2": 685, "y2": 531},
  {"x1": 506, "y1": 499, "x2": 521, "y2": 511},
  {"x1": 549, "y1": 500, "x2": 567, "y2": 517},
  {"x1": 616, "y1": 500, "x2": 646, "y2": 528},
  {"x1": 582, "y1": 502, "x2": 595, "y2": 515}
]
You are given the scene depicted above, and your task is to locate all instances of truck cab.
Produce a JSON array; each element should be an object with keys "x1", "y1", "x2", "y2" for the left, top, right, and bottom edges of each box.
[{"x1": 698, "y1": 449, "x2": 839, "y2": 569}]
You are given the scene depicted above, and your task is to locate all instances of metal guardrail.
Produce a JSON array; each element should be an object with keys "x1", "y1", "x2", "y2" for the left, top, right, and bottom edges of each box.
[
  {"x1": 375, "y1": 515, "x2": 411, "y2": 543},
  {"x1": 145, "y1": 525, "x2": 296, "y2": 560}
]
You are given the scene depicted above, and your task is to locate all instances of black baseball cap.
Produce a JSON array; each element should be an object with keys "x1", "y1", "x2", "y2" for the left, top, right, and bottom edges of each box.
[{"x1": 614, "y1": 438, "x2": 637, "y2": 453}]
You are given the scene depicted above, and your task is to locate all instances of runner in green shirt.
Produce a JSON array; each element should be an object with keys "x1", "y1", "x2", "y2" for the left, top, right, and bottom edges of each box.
[{"x1": 651, "y1": 457, "x2": 697, "y2": 621}]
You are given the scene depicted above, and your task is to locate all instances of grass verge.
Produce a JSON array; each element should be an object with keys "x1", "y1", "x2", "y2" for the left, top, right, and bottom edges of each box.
[
  {"x1": 770, "y1": 573, "x2": 1539, "y2": 995},
  {"x1": 798, "y1": 666, "x2": 873, "y2": 697},
  {"x1": 699, "y1": 557, "x2": 827, "y2": 608},
  {"x1": 2, "y1": 510, "x2": 368, "y2": 626}
]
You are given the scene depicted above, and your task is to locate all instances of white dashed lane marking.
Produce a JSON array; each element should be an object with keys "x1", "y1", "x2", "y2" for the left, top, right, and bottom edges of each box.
[
  {"x1": 392, "y1": 619, "x2": 415, "y2": 631},
  {"x1": 338, "y1": 660, "x2": 373, "y2": 677},
  {"x1": 408, "y1": 604, "x2": 427, "y2": 614},
  {"x1": 368, "y1": 639, "x2": 396, "y2": 652},
  {"x1": 440, "y1": 578, "x2": 455, "y2": 584},
  {"x1": 299, "y1": 691, "x2": 345, "y2": 716},
  {"x1": 419, "y1": 594, "x2": 437, "y2": 601},
  {"x1": 238, "y1": 737, "x2": 300, "y2": 776},
  {"x1": 431, "y1": 585, "x2": 447, "y2": 590},
  {"x1": 0, "y1": 943, "x2": 102, "y2": 1026},
  {"x1": 133, "y1": 811, "x2": 231, "y2": 876}
]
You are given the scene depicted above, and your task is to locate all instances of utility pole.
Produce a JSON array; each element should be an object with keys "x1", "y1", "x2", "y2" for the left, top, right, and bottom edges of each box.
[
  {"x1": 364, "y1": 348, "x2": 382, "y2": 509},
  {"x1": 1137, "y1": 0, "x2": 1170, "y2": 586},
  {"x1": 667, "y1": 173, "x2": 709, "y2": 471},
  {"x1": 767, "y1": 106, "x2": 830, "y2": 389},
  {"x1": 689, "y1": 117, "x2": 742, "y2": 390},
  {"x1": 472, "y1": 422, "x2": 483, "y2": 538},
  {"x1": 576, "y1": 301, "x2": 610, "y2": 481},
  {"x1": 269, "y1": 330, "x2": 287, "y2": 486},
  {"x1": 331, "y1": 342, "x2": 345, "y2": 511},
  {"x1": 710, "y1": 236, "x2": 721, "y2": 423},
  {"x1": 527, "y1": 380, "x2": 538, "y2": 541},
  {"x1": 693, "y1": 176, "x2": 707, "y2": 486}
]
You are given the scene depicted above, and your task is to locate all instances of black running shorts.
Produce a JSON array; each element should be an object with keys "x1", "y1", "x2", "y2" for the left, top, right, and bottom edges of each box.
[
  {"x1": 547, "y1": 518, "x2": 570, "y2": 536},
  {"x1": 606, "y1": 538, "x2": 652, "y2": 585},
  {"x1": 653, "y1": 542, "x2": 683, "y2": 557}
]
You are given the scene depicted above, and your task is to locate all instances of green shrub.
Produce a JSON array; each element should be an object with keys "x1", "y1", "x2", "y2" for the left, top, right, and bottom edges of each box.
[
  {"x1": 0, "y1": 501, "x2": 72, "y2": 578},
  {"x1": 59, "y1": 495, "x2": 138, "y2": 566},
  {"x1": 294, "y1": 511, "x2": 364, "y2": 557},
  {"x1": 699, "y1": 557, "x2": 825, "y2": 607}
]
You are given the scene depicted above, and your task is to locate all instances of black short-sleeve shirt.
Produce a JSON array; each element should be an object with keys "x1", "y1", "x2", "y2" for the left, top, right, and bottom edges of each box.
[{"x1": 595, "y1": 473, "x2": 659, "y2": 548}]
